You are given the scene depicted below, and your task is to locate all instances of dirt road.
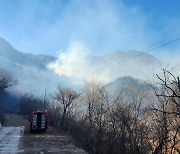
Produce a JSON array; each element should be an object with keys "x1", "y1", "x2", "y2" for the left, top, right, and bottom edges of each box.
[
  {"x1": 0, "y1": 114, "x2": 87, "y2": 154},
  {"x1": 18, "y1": 126, "x2": 86, "y2": 154}
]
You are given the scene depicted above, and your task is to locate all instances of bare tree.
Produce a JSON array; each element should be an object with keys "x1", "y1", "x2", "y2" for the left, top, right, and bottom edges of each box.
[
  {"x1": 83, "y1": 81, "x2": 110, "y2": 153},
  {"x1": 106, "y1": 93, "x2": 128, "y2": 153},
  {"x1": 18, "y1": 93, "x2": 44, "y2": 115},
  {"x1": 109, "y1": 85, "x2": 151, "y2": 154},
  {"x1": 0, "y1": 68, "x2": 17, "y2": 93},
  {"x1": 149, "y1": 68, "x2": 180, "y2": 154},
  {"x1": 48, "y1": 104, "x2": 62, "y2": 127},
  {"x1": 0, "y1": 68, "x2": 17, "y2": 104},
  {"x1": 53, "y1": 85, "x2": 80, "y2": 129},
  {"x1": 79, "y1": 80, "x2": 152, "y2": 154},
  {"x1": 127, "y1": 86, "x2": 150, "y2": 153}
]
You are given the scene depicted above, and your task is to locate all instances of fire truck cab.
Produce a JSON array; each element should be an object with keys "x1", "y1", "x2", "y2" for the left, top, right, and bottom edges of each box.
[{"x1": 29, "y1": 110, "x2": 49, "y2": 133}]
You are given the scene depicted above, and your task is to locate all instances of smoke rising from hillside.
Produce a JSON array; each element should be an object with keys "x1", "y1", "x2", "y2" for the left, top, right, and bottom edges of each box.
[
  {"x1": 47, "y1": 41, "x2": 111, "y2": 84},
  {"x1": 47, "y1": 41, "x2": 164, "y2": 85},
  {"x1": 48, "y1": 42, "x2": 89, "y2": 78}
]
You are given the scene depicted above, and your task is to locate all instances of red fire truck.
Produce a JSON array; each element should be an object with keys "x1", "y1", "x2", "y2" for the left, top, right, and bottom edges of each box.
[{"x1": 29, "y1": 110, "x2": 49, "y2": 133}]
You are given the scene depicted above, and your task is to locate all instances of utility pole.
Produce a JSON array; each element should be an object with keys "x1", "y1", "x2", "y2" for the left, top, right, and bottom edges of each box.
[
  {"x1": 43, "y1": 88, "x2": 47, "y2": 110},
  {"x1": 16, "y1": 92, "x2": 20, "y2": 113}
]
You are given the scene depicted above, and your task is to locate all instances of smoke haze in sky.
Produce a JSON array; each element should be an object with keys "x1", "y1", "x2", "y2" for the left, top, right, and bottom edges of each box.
[{"x1": 0, "y1": 0, "x2": 179, "y2": 59}]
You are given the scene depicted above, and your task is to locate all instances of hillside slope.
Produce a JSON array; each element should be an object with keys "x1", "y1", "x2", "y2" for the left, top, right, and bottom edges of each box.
[
  {"x1": 0, "y1": 38, "x2": 55, "y2": 69},
  {"x1": 0, "y1": 38, "x2": 65, "y2": 96}
]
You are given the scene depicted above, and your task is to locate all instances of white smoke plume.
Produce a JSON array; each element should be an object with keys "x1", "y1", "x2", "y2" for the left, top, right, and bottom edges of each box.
[
  {"x1": 47, "y1": 41, "x2": 114, "y2": 84},
  {"x1": 48, "y1": 42, "x2": 89, "y2": 77}
]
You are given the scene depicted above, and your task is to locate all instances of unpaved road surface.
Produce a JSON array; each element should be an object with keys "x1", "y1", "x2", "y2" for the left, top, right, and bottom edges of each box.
[
  {"x1": 0, "y1": 126, "x2": 24, "y2": 153},
  {"x1": 0, "y1": 114, "x2": 87, "y2": 154},
  {"x1": 18, "y1": 126, "x2": 86, "y2": 154}
]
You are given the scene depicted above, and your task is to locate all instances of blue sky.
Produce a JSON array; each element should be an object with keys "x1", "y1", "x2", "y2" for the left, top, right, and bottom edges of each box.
[{"x1": 0, "y1": 0, "x2": 179, "y2": 57}]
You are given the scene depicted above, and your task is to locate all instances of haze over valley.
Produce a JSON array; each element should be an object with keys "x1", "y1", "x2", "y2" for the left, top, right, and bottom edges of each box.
[{"x1": 0, "y1": 37, "x2": 164, "y2": 96}]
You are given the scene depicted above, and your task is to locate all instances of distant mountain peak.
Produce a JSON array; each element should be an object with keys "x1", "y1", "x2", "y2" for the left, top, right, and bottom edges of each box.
[{"x1": 106, "y1": 76, "x2": 151, "y2": 95}]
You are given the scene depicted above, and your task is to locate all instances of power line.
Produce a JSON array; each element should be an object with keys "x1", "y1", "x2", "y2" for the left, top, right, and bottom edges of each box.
[
  {"x1": 84, "y1": 37, "x2": 180, "y2": 78},
  {"x1": 86, "y1": 41, "x2": 163, "y2": 70},
  {"x1": 141, "y1": 41, "x2": 163, "y2": 51}
]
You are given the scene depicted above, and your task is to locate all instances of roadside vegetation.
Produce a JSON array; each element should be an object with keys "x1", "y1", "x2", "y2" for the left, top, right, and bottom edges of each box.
[
  {"x1": 1, "y1": 67, "x2": 179, "y2": 154},
  {"x1": 0, "y1": 68, "x2": 17, "y2": 124},
  {"x1": 47, "y1": 68, "x2": 179, "y2": 154}
]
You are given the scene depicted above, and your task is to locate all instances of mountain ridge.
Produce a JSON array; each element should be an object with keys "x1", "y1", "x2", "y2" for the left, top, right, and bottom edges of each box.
[
  {"x1": 0, "y1": 37, "x2": 56, "y2": 70},
  {"x1": 0, "y1": 37, "x2": 161, "y2": 95}
]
